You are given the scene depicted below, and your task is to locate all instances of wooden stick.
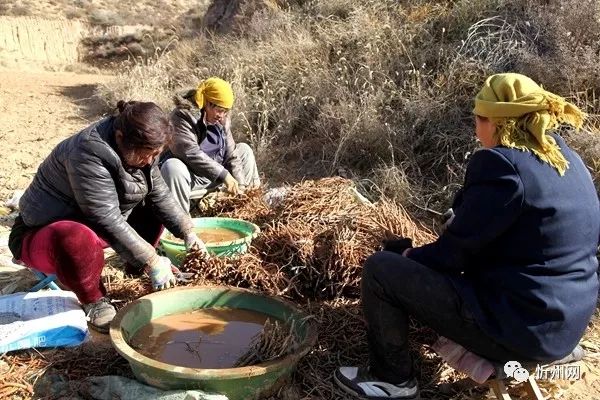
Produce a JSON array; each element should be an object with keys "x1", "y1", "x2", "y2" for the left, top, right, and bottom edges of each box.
[{"x1": 488, "y1": 379, "x2": 512, "y2": 400}]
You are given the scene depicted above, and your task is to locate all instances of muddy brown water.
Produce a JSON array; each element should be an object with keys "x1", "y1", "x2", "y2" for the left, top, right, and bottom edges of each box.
[
  {"x1": 164, "y1": 227, "x2": 246, "y2": 245},
  {"x1": 129, "y1": 308, "x2": 272, "y2": 368}
]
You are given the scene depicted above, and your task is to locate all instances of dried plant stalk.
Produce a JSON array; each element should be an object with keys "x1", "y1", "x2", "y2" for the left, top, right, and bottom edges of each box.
[
  {"x1": 233, "y1": 319, "x2": 299, "y2": 367},
  {"x1": 181, "y1": 249, "x2": 296, "y2": 297},
  {"x1": 198, "y1": 188, "x2": 272, "y2": 224}
]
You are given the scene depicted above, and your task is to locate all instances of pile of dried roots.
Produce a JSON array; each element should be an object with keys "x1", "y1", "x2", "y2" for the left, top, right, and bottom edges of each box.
[
  {"x1": 183, "y1": 177, "x2": 436, "y2": 300},
  {"x1": 179, "y1": 249, "x2": 294, "y2": 296},
  {"x1": 234, "y1": 318, "x2": 302, "y2": 367}
]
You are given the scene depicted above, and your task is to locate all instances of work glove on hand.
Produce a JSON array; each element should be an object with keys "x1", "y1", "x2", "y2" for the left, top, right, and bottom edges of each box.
[
  {"x1": 382, "y1": 237, "x2": 413, "y2": 255},
  {"x1": 184, "y1": 231, "x2": 208, "y2": 253},
  {"x1": 146, "y1": 255, "x2": 177, "y2": 291},
  {"x1": 440, "y1": 208, "x2": 455, "y2": 233},
  {"x1": 223, "y1": 172, "x2": 240, "y2": 195}
]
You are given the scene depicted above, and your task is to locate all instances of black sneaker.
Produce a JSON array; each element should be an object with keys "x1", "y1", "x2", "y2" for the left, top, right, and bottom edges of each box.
[
  {"x1": 83, "y1": 298, "x2": 116, "y2": 333},
  {"x1": 334, "y1": 366, "x2": 420, "y2": 399}
]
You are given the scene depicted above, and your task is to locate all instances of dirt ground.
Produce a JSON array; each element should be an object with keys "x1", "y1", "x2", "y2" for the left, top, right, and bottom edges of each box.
[
  {"x1": 0, "y1": 69, "x2": 111, "y2": 201},
  {"x1": 1, "y1": 69, "x2": 600, "y2": 399}
]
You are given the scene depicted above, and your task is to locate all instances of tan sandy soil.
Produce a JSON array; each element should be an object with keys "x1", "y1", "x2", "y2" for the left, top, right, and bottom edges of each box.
[{"x1": 0, "y1": 69, "x2": 112, "y2": 201}]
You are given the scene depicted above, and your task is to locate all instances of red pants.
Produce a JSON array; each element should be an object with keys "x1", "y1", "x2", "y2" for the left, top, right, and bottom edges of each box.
[{"x1": 19, "y1": 204, "x2": 163, "y2": 304}]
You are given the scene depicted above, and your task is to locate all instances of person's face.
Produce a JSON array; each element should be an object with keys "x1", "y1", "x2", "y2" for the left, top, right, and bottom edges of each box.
[
  {"x1": 115, "y1": 131, "x2": 163, "y2": 168},
  {"x1": 122, "y1": 147, "x2": 163, "y2": 168},
  {"x1": 204, "y1": 102, "x2": 230, "y2": 125},
  {"x1": 475, "y1": 115, "x2": 497, "y2": 148}
]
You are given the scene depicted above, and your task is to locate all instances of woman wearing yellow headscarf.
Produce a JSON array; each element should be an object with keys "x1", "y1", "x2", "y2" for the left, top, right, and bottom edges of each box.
[
  {"x1": 335, "y1": 73, "x2": 599, "y2": 399},
  {"x1": 473, "y1": 73, "x2": 585, "y2": 175},
  {"x1": 160, "y1": 77, "x2": 260, "y2": 213}
]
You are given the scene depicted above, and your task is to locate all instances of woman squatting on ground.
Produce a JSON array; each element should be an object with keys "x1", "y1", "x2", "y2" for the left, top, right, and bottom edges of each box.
[{"x1": 9, "y1": 101, "x2": 206, "y2": 332}]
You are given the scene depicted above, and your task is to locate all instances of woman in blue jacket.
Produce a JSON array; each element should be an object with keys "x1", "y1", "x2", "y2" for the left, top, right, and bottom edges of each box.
[{"x1": 335, "y1": 73, "x2": 600, "y2": 399}]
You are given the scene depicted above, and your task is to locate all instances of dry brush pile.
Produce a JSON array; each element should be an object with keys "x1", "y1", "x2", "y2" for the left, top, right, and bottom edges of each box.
[{"x1": 181, "y1": 177, "x2": 435, "y2": 300}]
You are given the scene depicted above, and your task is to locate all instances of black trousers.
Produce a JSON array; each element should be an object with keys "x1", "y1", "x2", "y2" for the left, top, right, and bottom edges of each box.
[{"x1": 362, "y1": 251, "x2": 524, "y2": 383}]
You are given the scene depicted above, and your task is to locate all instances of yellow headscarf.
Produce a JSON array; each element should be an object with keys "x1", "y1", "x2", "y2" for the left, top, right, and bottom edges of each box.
[
  {"x1": 473, "y1": 73, "x2": 585, "y2": 175},
  {"x1": 194, "y1": 77, "x2": 234, "y2": 109}
]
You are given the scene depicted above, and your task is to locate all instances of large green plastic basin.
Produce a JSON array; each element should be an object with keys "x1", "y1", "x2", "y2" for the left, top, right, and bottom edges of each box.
[
  {"x1": 159, "y1": 217, "x2": 260, "y2": 265},
  {"x1": 109, "y1": 286, "x2": 317, "y2": 400}
]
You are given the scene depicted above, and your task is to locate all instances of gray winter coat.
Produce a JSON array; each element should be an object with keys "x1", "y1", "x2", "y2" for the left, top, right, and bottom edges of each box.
[
  {"x1": 162, "y1": 90, "x2": 246, "y2": 182},
  {"x1": 15, "y1": 117, "x2": 193, "y2": 268}
]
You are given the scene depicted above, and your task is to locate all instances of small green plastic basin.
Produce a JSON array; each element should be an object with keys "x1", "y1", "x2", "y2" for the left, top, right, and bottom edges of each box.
[
  {"x1": 110, "y1": 287, "x2": 316, "y2": 400},
  {"x1": 159, "y1": 217, "x2": 260, "y2": 265}
]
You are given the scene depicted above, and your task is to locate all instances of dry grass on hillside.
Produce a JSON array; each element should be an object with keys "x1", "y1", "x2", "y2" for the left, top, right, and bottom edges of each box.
[
  {"x1": 0, "y1": 0, "x2": 209, "y2": 28},
  {"x1": 100, "y1": 0, "x2": 600, "y2": 214}
]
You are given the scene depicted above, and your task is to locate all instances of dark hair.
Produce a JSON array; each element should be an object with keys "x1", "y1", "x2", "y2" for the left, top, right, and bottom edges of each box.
[{"x1": 114, "y1": 101, "x2": 173, "y2": 150}]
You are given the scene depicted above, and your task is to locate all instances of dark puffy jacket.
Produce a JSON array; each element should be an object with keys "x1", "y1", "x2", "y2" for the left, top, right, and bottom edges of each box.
[
  {"x1": 409, "y1": 134, "x2": 600, "y2": 361},
  {"x1": 160, "y1": 90, "x2": 245, "y2": 183},
  {"x1": 12, "y1": 117, "x2": 193, "y2": 268}
]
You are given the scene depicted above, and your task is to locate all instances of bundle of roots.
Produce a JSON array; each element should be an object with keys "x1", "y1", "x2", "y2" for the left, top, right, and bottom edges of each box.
[
  {"x1": 183, "y1": 177, "x2": 435, "y2": 300},
  {"x1": 180, "y1": 249, "x2": 295, "y2": 296},
  {"x1": 234, "y1": 318, "x2": 301, "y2": 367}
]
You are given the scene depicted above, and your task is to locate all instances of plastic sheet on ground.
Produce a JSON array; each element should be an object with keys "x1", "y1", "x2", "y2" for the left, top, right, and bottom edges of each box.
[
  {"x1": 0, "y1": 290, "x2": 88, "y2": 353},
  {"x1": 47, "y1": 375, "x2": 229, "y2": 400}
]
